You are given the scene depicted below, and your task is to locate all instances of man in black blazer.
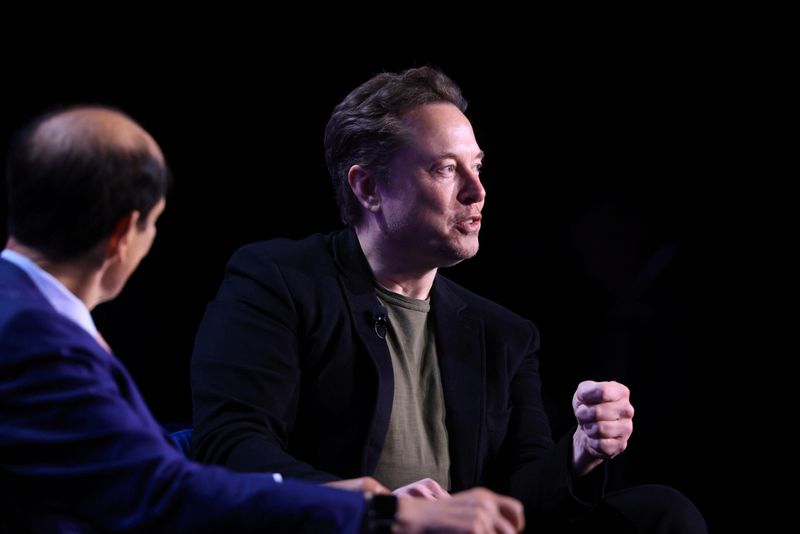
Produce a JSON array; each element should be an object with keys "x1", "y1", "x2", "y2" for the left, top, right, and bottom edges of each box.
[{"x1": 192, "y1": 67, "x2": 706, "y2": 532}]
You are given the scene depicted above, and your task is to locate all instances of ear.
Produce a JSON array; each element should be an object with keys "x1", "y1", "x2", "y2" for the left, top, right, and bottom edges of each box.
[
  {"x1": 105, "y1": 210, "x2": 141, "y2": 262},
  {"x1": 347, "y1": 165, "x2": 381, "y2": 213}
]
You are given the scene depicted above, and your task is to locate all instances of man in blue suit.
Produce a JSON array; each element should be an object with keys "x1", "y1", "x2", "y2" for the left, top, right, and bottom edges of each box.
[{"x1": 0, "y1": 106, "x2": 525, "y2": 532}]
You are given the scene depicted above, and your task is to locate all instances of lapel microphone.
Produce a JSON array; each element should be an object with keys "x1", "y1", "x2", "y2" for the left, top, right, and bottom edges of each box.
[{"x1": 372, "y1": 306, "x2": 389, "y2": 339}]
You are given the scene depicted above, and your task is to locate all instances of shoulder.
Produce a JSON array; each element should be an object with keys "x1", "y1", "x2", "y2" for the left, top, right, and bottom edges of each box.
[
  {"x1": 227, "y1": 232, "x2": 336, "y2": 274},
  {"x1": 1, "y1": 300, "x2": 82, "y2": 344},
  {"x1": 0, "y1": 304, "x2": 110, "y2": 386},
  {"x1": 210, "y1": 232, "x2": 344, "y2": 306},
  {"x1": 436, "y1": 275, "x2": 539, "y2": 340}
]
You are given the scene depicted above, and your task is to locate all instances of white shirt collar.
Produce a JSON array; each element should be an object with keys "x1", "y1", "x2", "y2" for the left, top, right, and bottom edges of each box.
[{"x1": 1, "y1": 248, "x2": 99, "y2": 338}]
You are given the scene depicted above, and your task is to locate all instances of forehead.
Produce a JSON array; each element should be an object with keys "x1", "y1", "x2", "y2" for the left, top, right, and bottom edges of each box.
[
  {"x1": 402, "y1": 102, "x2": 473, "y2": 135},
  {"x1": 400, "y1": 102, "x2": 479, "y2": 153}
]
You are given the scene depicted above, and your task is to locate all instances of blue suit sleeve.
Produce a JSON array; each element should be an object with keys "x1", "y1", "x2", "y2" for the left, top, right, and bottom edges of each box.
[{"x1": 0, "y1": 309, "x2": 364, "y2": 532}]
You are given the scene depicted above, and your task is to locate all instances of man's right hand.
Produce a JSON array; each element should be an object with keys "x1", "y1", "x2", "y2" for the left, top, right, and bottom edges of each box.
[
  {"x1": 395, "y1": 487, "x2": 524, "y2": 534},
  {"x1": 323, "y1": 476, "x2": 391, "y2": 495},
  {"x1": 393, "y1": 477, "x2": 451, "y2": 500}
]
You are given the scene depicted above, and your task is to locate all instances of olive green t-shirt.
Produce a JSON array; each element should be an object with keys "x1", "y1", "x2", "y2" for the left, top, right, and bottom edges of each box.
[{"x1": 372, "y1": 285, "x2": 450, "y2": 490}]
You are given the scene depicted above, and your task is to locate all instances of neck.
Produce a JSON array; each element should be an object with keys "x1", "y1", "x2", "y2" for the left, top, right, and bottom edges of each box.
[
  {"x1": 6, "y1": 238, "x2": 106, "y2": 310},
  {"x1": 353, "y1": 226, "x2": 437, "y2": 300}
]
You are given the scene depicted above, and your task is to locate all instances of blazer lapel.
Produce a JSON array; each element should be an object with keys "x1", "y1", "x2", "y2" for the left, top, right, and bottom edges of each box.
[
  {"x1": 432, "y1": 278, "x2": 485, "y2": 490},
  {"x1": 330, "y1": 230, "x2": 394, "y2": 475}
]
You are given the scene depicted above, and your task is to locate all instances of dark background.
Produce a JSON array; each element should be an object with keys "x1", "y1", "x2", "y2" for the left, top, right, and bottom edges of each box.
[{"x1": 2, "y1": 17, "x2": 770, "y2": 531}]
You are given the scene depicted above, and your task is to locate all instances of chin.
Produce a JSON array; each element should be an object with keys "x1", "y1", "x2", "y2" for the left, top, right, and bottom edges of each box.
[
  {"x1": 459, "y1": 235, "x2": 480, "y2": 257},
  {"x1": 439, "y1": 242, "x2": 479, "y2": 267}
]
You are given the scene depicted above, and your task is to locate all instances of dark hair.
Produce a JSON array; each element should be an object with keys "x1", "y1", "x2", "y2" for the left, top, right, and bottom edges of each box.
[
  {"x1": 5, "y1": 106, "x2": 171, "y2": 261},
  {"x1": 324, "y1": 66, "x2": 467, "y2": 225}
]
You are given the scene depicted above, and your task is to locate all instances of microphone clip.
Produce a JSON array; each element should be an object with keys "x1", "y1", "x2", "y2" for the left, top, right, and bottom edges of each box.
[{"x1": 373, "y1": 306, "x2": 389, "y2": 339}]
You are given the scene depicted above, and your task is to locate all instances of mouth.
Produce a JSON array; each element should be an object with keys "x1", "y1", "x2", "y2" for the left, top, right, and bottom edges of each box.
[{"x1": 455, "y1": 214, "x2": 482, "y2": 234}]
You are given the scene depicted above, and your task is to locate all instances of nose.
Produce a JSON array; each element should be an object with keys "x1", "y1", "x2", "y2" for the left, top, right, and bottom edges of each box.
[{"x1": 457, "y1": 167, "x2": 485, "y2": 205}]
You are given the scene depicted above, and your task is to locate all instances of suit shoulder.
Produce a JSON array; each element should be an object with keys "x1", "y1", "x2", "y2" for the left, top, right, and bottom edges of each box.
[
  {"x1": 437, "y1": 276, "x2": 538, "y2": 334},
  {"x1": 0, "y1": 305, "x2": 102, "y2": 366},
  {"x1": 227, "y1": 233, "x2": 334, "y2": 274},
  {"x1": 1, "y1": 301, "x2": 66, "y2": 337}
]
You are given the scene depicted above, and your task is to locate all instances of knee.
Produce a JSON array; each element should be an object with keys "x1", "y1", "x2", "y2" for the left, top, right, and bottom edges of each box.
[
  {"x1": 607, "y1": 484, "x2": 707, "y2": 534},
  {"x1": 636, "y1": 484, "x2": 706, "y2": 533}
]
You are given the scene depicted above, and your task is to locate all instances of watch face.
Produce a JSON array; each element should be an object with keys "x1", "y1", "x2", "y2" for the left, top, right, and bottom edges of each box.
[
  {"x1": 367, "y1": 494, "x2": 398, "y2": 533},
  {"x1": 371, "y1": 494, "x2": 398, "y2": 517}
]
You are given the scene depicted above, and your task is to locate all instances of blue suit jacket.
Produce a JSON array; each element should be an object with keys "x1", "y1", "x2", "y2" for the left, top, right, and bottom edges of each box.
[
  {"x1": 0, "y1": 258, "x2": 365, "y2": 533},
  {"x1": 192, "y1": 228, "x2": 589, "y2": 527}
]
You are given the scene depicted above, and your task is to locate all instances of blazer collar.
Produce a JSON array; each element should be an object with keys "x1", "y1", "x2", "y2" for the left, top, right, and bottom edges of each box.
[
  {"x1": 431, "y1": 278, "x2": 485, "y2": 490},
  {"x1": 331, "y1": 228, "x2": 395, "y2": 474}
]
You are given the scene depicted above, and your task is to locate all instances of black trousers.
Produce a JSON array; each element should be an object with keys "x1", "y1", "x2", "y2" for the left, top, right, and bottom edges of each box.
[{"x1": 563, "y1": 484, "x2": 708, "y2": 534}]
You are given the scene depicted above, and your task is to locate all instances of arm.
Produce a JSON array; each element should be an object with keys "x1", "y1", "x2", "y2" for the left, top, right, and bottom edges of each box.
[
  {"x1": 493, "y1": 324, "x2": 608, "y2": 528},
  {"x1": 191, "y1": 246, "x2": 338, "y2": 481},
  {"x1": 0, "y1": 310, "x2": 365, "y2": 533},
  {"x1": 502, "y1": 343, "x2": 575, "y2": 513}
]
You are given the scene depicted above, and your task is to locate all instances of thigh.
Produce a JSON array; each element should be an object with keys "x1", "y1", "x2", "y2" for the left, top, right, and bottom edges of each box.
[{"x1": 598, "y1": 484, "x2": 707, "y2": 534}]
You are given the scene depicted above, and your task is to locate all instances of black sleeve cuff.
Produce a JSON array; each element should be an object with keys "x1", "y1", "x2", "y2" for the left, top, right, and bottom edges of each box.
[{"x1": 565, "y1": 425, "x2": 608, "y2": 507}]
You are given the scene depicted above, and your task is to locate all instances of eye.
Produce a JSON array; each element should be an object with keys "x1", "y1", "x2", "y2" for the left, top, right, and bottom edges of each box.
[{"x1": 433, "y1": 163, "x2": 457, "y2": 177}]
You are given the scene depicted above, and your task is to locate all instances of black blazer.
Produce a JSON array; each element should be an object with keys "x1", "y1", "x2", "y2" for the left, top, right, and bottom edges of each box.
[{"x1": 192, "y1": 228, "x2": 581, "y2": 519}]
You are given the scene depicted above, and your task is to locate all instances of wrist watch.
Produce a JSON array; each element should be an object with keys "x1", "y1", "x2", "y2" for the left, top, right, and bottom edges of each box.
[{"x1": 364, "y1": 493, "x2": 397, "y2": 533}]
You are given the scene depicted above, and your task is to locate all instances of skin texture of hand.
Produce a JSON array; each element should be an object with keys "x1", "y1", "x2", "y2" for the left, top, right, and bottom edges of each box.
[
  {"x1": 393, "y1": 478, "x2": 451, "y2": 500},
  {"x1": 322, "y1": 476, "x2": 391, "y2": 495},
  {"x1": 395, "y1": 487, "x2": 524, "y2": 534},
  {"x1": 571, "y1": 380, "x2": 635, "y2": 477}
]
